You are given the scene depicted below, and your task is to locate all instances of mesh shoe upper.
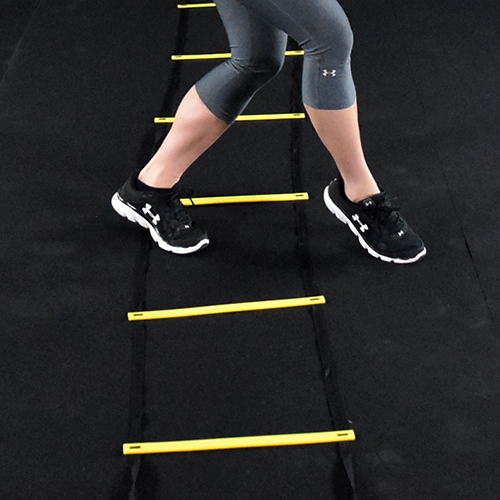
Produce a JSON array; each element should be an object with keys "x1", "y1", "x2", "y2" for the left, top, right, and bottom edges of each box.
[
  {"x1": 325, "y1": 177, "x2": 426, "y2": 262},
  {"x1": 113, "y1": 172, "x2": 209, "y2": 252}
]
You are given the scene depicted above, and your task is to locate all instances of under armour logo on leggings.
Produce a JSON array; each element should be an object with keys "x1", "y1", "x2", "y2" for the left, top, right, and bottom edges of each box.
[{"x1": 322, "y1": 69, "x2": 337, "y2": 77}]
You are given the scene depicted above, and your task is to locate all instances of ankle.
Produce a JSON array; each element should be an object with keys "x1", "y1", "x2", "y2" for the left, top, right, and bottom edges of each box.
[
  {"x1": 138, "y1": 168, "x2": 179, "y2": 190},
  {"x1": 343, "y1": 179, "x2": 380, "y2": 203}
]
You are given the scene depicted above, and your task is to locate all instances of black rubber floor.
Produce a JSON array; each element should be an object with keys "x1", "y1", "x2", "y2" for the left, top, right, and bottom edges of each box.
[{"x1": 2, "y1": 1, "x2": 499, "y2": 499}]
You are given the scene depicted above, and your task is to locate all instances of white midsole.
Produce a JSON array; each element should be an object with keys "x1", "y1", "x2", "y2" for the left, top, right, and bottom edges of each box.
[
  {"x1": 323, "y1": 186, "x2": 426, "y2": 264},
  {"x1": 111, "y1": 192, "x2": 209, "y2": 254}
]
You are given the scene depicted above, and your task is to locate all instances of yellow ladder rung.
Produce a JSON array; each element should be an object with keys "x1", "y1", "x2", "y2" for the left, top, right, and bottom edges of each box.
[
  {"x1": 128, "y1": 295, "x2": 325, "y2": 321},
  {"x1": 172, "y1": 50, "x2": 304, "y2": 61},
  {"x1": 181, "y1": 192, "x2": 309, "y2": 206},
  {"x1": 155, "y1": 113, "x2": 305, "y2": 124},
  {"x1": 177, "y1": 3, "x2": 216, "y2": 8},
  {"x1": 124, "y1": 429, "x2": 355, "y2": 454}
]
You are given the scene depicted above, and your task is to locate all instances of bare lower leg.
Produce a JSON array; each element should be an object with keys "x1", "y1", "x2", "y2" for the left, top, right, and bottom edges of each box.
[
  {"x1": 139, "y1": 86, "x2": 230, "y2": 188},
  {"x1": 305, "y1": 101, "x2": 379, "y2": 202}
]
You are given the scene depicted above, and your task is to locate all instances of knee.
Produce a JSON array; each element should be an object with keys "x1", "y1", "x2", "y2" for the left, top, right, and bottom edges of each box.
[
  {"x1": 334, "y1": 20, "x2": 354, "y2": 57},
  {"x1": 231, "y1": 53, "x2": 285, "y2": 82},
  {"x1": 307, "y1": 14, "x2": 354, "y2": 62}
]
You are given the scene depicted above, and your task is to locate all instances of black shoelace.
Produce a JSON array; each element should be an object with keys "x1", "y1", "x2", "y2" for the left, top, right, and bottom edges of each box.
[
  {"x1": 365, "y1": 194, "x2": 404, "y2": 233},
  {"x1": 160, "y1": 190, "x2": 193, "y2": 229}
]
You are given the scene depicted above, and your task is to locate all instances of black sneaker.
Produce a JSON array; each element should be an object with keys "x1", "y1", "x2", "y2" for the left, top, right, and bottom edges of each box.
[
  {"x1": 111, "y1": 172, "x2": 209, "y2": 254},
  {"x1": 323, "y1": 177, "x2": 426, "y2": 264}
]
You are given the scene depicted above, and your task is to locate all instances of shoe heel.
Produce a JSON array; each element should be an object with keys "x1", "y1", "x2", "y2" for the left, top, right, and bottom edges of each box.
[
  {"x1": 111, "y1": 193, "x2": 149, "y2": 229},
  {"x1": 323, "y1": 186, "x2": 350, "y2": 225}
]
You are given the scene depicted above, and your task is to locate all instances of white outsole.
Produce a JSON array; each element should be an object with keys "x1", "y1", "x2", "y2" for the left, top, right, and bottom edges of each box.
[
  {"x1": 111, "y1": 193, "x2": 209, "y2": 255},
  {"x1": 323, "y1": 186, "x2": 426, "y2": 264}
]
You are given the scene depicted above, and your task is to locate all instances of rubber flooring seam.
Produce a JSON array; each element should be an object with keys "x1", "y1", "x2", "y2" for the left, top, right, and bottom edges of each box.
[
  {"x1": 0, "y1": 0, "x2": 41, "y2": 86},
  {"x1": 288, "y1": 46, "x2": 356, "y2": 500},
  {"x1": 125, "y1": 7, "x2": 191, "y2": 499},
  {"x1": 142, "y1": 8, "x2": 190, "y2": 166},
  {"x1": 124, "y1": 231, "x2": 152, "y2": 500},
  {"x1": 388, "y1": 0, "x2": 496, "y2": 329}
]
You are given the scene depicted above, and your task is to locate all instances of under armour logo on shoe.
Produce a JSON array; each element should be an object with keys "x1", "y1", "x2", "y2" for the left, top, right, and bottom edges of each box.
[
  {"x1": 323, "y1": 69, "x2": 336, "y2": 77},
  {"x1": 352, "y1": 214, "x2": 369, "y2": 233},
  {"x1": 398, "y1": 229, "x2": 405, "y2": 237},
  {"x1": 142, "y1": 203, "x2": 160, "y2": 225}
]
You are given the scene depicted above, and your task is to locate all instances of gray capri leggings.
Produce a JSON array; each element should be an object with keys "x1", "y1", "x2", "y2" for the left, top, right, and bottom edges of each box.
[{"x1": 196, "y1": 0, "x2": 356, "y2": 124}]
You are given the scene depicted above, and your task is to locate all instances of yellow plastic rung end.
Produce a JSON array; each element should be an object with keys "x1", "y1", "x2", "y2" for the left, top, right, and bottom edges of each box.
[
  {"x1": 155, "y1": 113, "x2": 305, "y2": 124},
  {"x1": 154, "y1": 117, "x2": 175, "y2": 124},
  {"x1": 123, "y1": 429, "x2": 355, "y2": 455},
  {"x1": 177, "y1": 3, "x2": 216, "y2": 8},
  {"x1": 128, "y1": 295, "x2": 325, "y2": 321},
  {"x1": 171, "y1": 50, "x2": 304, "y2": 61},
  {"x1": 180, "y1": 192, "x2": 309, "y2": 206}
]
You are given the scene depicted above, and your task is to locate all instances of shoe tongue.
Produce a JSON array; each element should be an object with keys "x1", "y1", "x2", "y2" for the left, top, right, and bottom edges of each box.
[
  {"x1": 359, "y1": 192, "x2": 385, "y2": 208},
  {"x1": 371, "y1": 193, "x2": 387, "y2": 205},
  {"x1": 361, "y1": 192, "x2": 403, "y2": 231}
]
